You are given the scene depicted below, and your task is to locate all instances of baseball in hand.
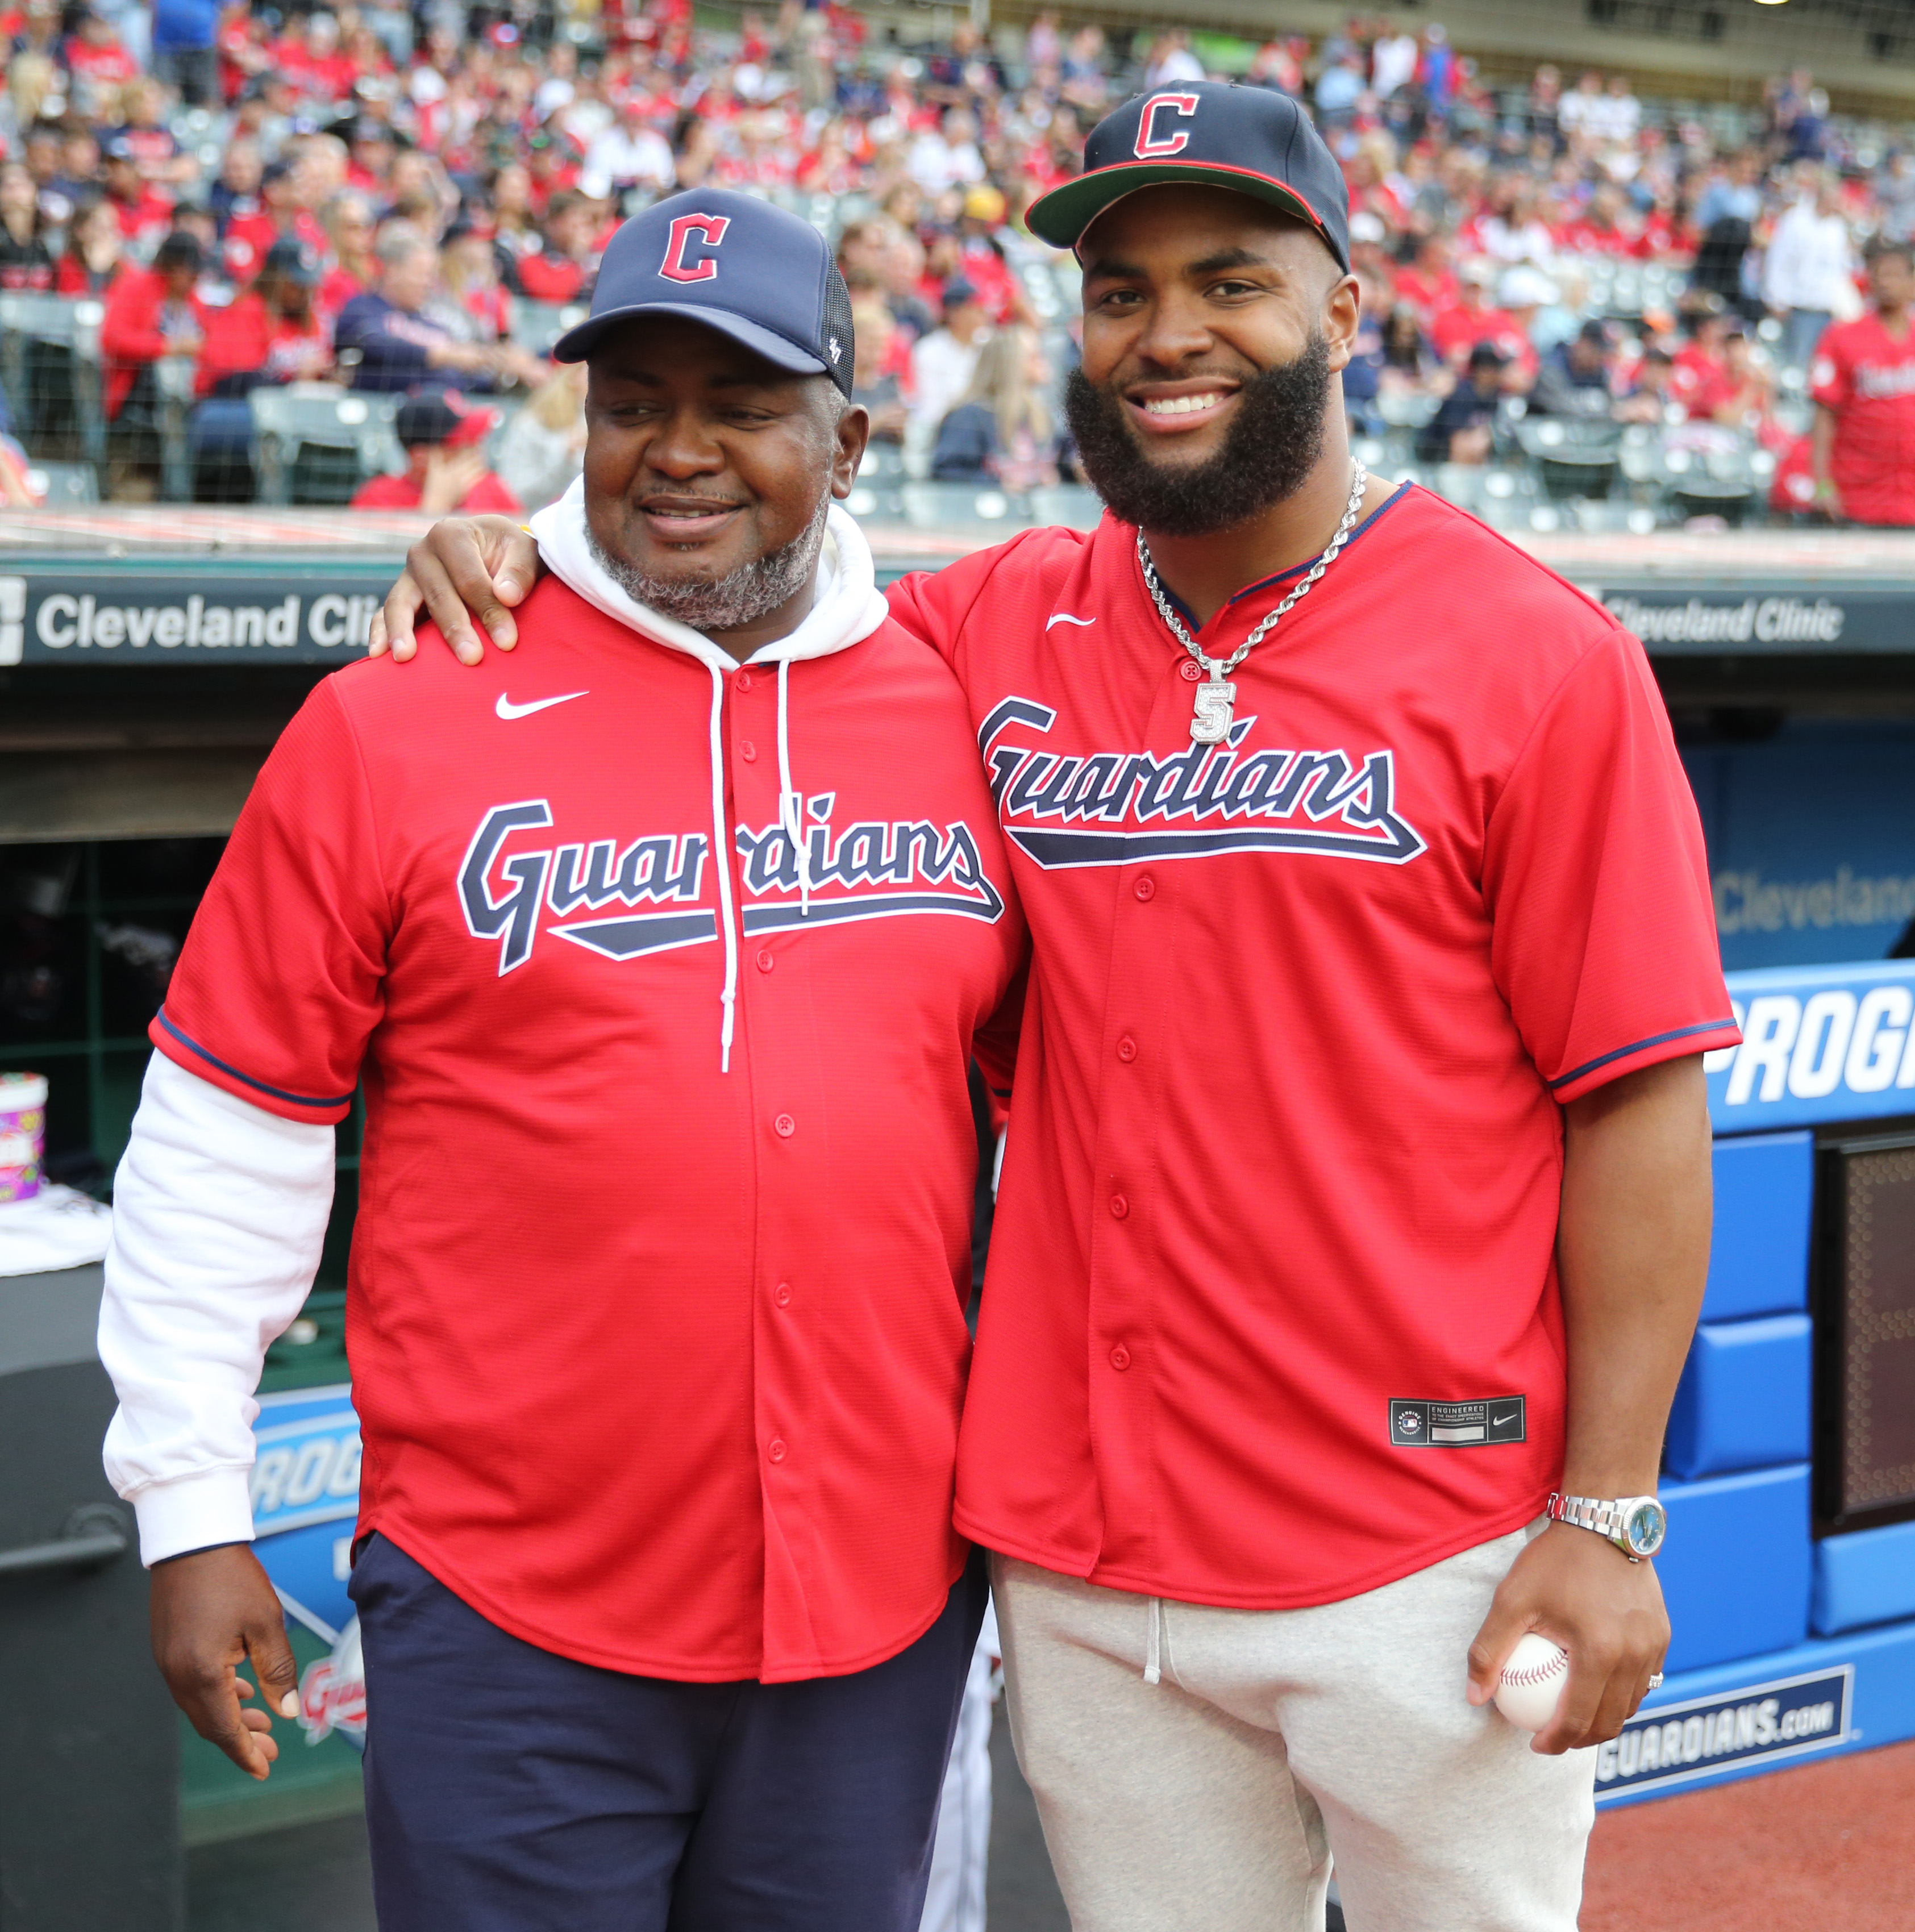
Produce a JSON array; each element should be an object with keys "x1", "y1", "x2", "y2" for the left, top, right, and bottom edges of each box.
[{"x1": 1493, "y1": 1633, "x2": 1570, "y2": 1731}]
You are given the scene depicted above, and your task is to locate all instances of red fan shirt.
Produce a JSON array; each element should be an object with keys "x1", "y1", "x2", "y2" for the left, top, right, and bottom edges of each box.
[
  {"x1": 886, "y1": 484, "x2": 1737, "y2": 1610},
  {"x1": 151, "y1": 580, "x2": 1025, "y2": 1680},
  {"x1": 1810, "y1": 310, "x2": 1915, "y2": 526}
]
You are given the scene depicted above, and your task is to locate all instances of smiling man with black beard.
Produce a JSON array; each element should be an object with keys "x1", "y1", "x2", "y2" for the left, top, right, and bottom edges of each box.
[{"x1": 374, "y1": 85, "x2": 1738, "y2": 1932}]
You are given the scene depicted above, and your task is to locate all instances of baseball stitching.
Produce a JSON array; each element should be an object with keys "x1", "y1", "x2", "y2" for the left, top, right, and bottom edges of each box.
[{"x1": 1503, "y1": 1651, "x2": 1568, "y2": 1688}]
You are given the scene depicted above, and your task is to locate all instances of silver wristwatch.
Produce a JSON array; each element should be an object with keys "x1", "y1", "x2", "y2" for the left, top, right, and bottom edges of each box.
[{"x1": 1546, "y1": 1492, "x2": 1667, "y2": 1562}]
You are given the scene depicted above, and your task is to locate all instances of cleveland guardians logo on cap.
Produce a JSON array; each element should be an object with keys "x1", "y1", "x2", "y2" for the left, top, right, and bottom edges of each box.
[
  {"x1": 1134, "y1": 93, "x2": 1199, "y2": 158},
  {"x1": 660, "y1": 213, "x2": 731, "y2": 284}
]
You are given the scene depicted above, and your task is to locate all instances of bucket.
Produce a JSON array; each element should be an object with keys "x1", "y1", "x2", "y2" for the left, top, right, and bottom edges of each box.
[{"x1": 0, "y1": 1072, "x2": 48, "y2": 1204}]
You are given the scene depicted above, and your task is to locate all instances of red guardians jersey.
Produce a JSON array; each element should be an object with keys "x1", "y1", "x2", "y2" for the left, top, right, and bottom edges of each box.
[
  {"x1": 1811, "y1": 313, "x2": 1915, "y2": 526},
  {"x1": 152, "y1": 578, "x2": 1025, "y2": 1681},
  {"x1": 888, "y1": 484, "x2": 1737, "y2": 1610}
]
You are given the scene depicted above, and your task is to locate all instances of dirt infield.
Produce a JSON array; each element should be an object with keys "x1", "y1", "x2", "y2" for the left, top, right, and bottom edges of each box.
[{"x1": 1583, "y1": 1739, "x2": 1915, "y2": 1931}]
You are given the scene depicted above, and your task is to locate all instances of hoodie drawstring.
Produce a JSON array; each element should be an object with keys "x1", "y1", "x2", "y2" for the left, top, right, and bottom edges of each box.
[
  {"x1": 776, "y1": 657, "x2": 811, "y2": 920},
  {"x1": 707, "y1": 663, "x2": 740, "y2": 1073}
]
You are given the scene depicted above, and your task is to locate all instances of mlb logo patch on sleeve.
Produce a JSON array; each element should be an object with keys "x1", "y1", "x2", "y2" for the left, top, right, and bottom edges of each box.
[{"x1": 1390, "y1": 1397, "x2": 1526, "y2": 1447}]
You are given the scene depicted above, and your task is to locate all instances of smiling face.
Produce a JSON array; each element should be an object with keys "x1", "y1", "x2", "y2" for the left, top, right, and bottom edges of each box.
[
  {"x1": 581, "y1": 314, "x2": 867, "y2": 643},
  {"x1": 1065, "y1": 185, "x2": 1357, "y2": 536}
]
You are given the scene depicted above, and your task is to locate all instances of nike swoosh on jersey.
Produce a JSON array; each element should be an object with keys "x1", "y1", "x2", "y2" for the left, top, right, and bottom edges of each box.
[
  {"x1": 496, "y1": 691, "x2": 589, "y2": 720},
  {"x1": 1045, "y1": 613, "x2": 1096, "y2": 630}
]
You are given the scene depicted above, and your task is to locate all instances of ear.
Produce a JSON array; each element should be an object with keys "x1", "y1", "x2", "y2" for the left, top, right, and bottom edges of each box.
[
  {"x1": 1321, "y1": 272, "x2": 1362, "y2": 375},
  {"x1": 831, "y1": 399, "x2": 871, "y2": 499}
]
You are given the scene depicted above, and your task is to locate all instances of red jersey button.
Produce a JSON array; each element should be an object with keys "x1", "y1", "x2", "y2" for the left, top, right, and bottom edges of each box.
[
  {"x1": 735, "y1": 671, "x2": 754, "y2": 693},
  {"x1": 1133, "y1": 876, "x2": 1156, "y2": 902},
  {"x1": 774, "y1": 1113, "x2": 796, "y2": 1138},
  {"x1": 767, "y1": 1438, "x2": 788, "y2": 1463},
  {"x1": 1110, "y1": 1193, "x2": 1129, "y2": 1219},
  {"x1": 1116, "y1": 1035, "x2": 1138, "y2": 1063},
  {"x1": 757, "y1": 949, "x2": 775, "y2": 973},
  {"x1": 773, "y1": 1283, "x2": 792, "y2": 1308},
  {"x1": 1179, "y1": 660, "x2": 1202, "y2": 682},
  {"x1": 740, "y1": 740, "x2": 757, "y2": 762},
  {"x1": 1110, "y1": 1345, "x2": 1131, "y2": 1371}
]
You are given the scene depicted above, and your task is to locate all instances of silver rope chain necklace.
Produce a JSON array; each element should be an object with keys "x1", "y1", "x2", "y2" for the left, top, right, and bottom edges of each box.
[{"x1": 1138, "y1": 460, "x2": 1369, "y2": 746}]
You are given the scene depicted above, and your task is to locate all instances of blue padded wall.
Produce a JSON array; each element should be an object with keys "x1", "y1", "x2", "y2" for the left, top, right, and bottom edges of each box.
[
  {"x1": 1702, "y1": 1131, "x2": 1813, "y2": 1322},
  {"x1": 1664, "y1": 1314, "x2": 1813, "y2": 1481},
  {"x1": 1660, "y1": 1465, "x2": 1812, "y2": 1672},
  {"x1": 1814, "y1": 1519, "x2": 1915, "y2": 1636}
]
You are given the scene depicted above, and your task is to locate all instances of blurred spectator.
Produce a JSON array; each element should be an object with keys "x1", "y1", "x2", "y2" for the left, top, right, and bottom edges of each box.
[
  {"x1": 1418, "y1": 341, "x2": 1507, "y2": 464},
  {"x1": 335, "y1": 223, "x2": 510, "y2": 392},
  {"x1": 513, "y1": 190, "x2": 598, "y2": 303},
  {"x1": 199, "y1": 236, "x2": 331, "y2": 394},
  {"x1": 1531, "y1": 319, "x2": 1618, "y2": 418},
  {"x1": 495, "y1": 362, "x2": 588, "y2": 513},
  {"x1": 849, "y1": 297, "x2": 909, "y2": 444},
  {"x1": 1616, "y1": 346, "x2": 1678, "y2": 424},
  {"x1": 1377, "y1": 305, "x2": 1437, "y2": 394},
  {"x1": 1763, "y1": 170, "x2": 1855, "y2": 370},
  {"x1": 0, "y1": 160, "x2": 53, "y2": 289},
  {"x1": 931, "y1": 324, "x2": 1056, "y2": 490},
  {"x1": 1687, "y1": 324, "x2": 1772, "y2": 432},
  {"x1": 152, "y1": 0, "x2": 220, "y2": 108},
  {"x1": 54, "y1": 195, "x2": 127, "y2": 295},
  {"x1": 350, "y1": 386, "x2": 522, "y2": 514},
  {"x1": 318, "y1": 190, "x2": 378, "y2": 315},
  {"x1": 582, "y1": 96, "x2": 675, "y2": 198},
  {"x1": 911, "y1": 278, "x2": 990, "y2": 443},
  {"x1": 1809, "y1": 238, "x2": 1915, "y2": 526},
  {"x1": 102, "y1": 140, "x2": 173, "y2": 250},
  {"x1": 101, "y1": 227, "x2": 209, "y2": 491},
  {"x1": 1431, "y1": 264, "x2": 1535, "y2": 380}
]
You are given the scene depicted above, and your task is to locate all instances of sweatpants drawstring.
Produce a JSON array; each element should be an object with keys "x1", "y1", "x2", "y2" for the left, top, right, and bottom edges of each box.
[{"x1": 1144, "y1": 1596, "x2": 1162, "y2": 1687}]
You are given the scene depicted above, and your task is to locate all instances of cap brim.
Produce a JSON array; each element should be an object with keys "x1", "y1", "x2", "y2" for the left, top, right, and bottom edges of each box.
[
  {"x1": 1026, "y1": 162, "x2": 1346, "y2": 269},
  {"x1": 553, "y1": 302, "x2": 831, "y2": 377},
  {"x1": 443, "y1": 410, "x2": 500, "y2": 448}
]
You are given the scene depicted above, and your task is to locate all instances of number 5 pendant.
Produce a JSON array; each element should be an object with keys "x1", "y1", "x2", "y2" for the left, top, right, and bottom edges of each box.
[{"x1": 1190, "y1": 677, "x2": 1236, "y2": 744}]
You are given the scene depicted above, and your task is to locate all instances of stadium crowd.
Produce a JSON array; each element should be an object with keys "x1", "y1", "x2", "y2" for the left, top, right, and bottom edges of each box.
[{"x1": 3, "y1": 3, "x2": 1915, "y2": 521}]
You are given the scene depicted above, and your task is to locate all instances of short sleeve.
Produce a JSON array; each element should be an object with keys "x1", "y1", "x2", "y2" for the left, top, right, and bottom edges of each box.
[
  {"x1": 1811, "y1": 332, "x2": 1851, "y2": 410},
  {"x1": 151, "y1": 680, "x2": 390, "y2": 1123},
  {"x1": 1482, "y1": 626, "x2": 1739, "y2": 1104}
]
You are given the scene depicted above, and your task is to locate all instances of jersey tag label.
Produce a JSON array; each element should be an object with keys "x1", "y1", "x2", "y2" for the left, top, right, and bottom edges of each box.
[{"x1": 1389, "y1": 1396, "x2": 1526, "y2": 1447}]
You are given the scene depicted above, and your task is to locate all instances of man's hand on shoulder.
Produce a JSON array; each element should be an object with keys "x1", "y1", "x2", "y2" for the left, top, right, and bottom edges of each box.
[
  {"x1": 1466, "y1": 1520, "x2": 1669, "y2": 1755},
  {"x1": 150, "y1": 1542, "x2": 302, "y2": 1780},
  {"x1": 367, "y1": 515, "x2": 544, "y2": 667}
]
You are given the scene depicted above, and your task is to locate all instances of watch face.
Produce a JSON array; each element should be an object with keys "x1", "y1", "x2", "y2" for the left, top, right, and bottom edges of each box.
[{"x1": 1624, "y1": 1500, "x2": 1667, "y2": 1557}]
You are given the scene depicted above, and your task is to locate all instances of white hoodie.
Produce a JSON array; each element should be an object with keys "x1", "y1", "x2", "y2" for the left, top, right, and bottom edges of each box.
[{"x1": 99, "y1": 489, "x2": 893, "y2": 1564}]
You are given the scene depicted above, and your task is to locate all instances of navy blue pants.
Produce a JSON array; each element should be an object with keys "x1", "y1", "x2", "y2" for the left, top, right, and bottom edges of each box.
[{"x1": 348, "y1": 1536, "x2": 988, "y2": 1932}]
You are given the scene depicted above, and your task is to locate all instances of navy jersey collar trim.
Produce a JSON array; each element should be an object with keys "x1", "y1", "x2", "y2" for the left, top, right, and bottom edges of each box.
[{"x1": 1152, "y1": 480, "x2": 1415, "y2": 632}]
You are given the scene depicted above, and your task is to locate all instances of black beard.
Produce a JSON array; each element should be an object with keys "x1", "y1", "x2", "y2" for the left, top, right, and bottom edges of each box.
[{"x1": 1064, "y1": 334, "x2": 1334, "y2": 538}]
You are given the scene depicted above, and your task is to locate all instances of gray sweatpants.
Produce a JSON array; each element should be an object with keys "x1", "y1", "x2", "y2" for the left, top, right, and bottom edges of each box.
[{"x1": 993, "y1": 1526, "x2": 1597, "y2": 1931}]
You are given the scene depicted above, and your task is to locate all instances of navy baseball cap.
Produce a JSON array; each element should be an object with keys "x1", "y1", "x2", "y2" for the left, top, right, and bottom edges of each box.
[
  {"x1": 553, "y1": 189, "x2": 854, "y2": 397},
  {"x1": 1027, "y1": 80, "x2": 1350, "y2": 273}
]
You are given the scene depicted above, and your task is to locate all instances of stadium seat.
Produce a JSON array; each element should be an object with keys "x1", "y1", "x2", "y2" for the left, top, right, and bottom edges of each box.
[
  {"x1": 514, "y1": 302, "x2": 589, "y2": 357},
  {"x1": 22, "y1": 460, "x2": 99, "y2": 504},
  {"x1": 1027, "y1": 485, "x2": 1104, "y2": 531},
  {"x1": 1669, "y1": 477, "x2": 1758, "y2": 526},
  {"x1": 1377, "y1": 390, "x2": 1438, "y2": 429},
  {"x1": 1567, "y1": 501, "x2": 1662, "y2": 535},
  {"x1": 900, "y1": 482, "x2": 1031, "y2": 532},
  {"x1": 1538, "y1": 448, "x2": 1621, "y2": 501},
  {"x1": 843, "y1": 482, "x2": 904, "y2": 522},
  {"x1": 249, "y1": 389, "x2": 403, "y2": 506},
  {"x1": 858, "y1": 443, "x2": 909, "y2": 482},
  {"x1": 0, "y1": 291, "x2": 106, "y2": 465}
]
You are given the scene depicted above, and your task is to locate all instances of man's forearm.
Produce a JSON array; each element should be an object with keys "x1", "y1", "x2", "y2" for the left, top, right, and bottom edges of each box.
[
  {"x1": 1556, "y1": 1054, "x2": 1713, "y2": 1497},
  {"x1": 1810, "y1": 405, "x2": 1838, "y2": 486}
]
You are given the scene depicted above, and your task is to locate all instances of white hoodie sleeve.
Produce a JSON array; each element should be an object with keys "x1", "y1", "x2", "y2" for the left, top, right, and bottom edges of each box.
[{"x1": 98, "y1": 1051, "x2": 337, "y2": 1565}]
